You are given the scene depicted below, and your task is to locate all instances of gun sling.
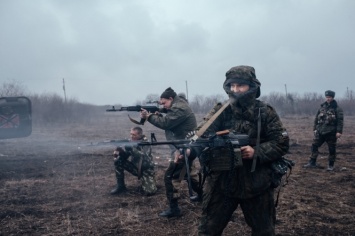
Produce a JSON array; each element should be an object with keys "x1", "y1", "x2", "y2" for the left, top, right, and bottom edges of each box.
[
  {"x1": 251, "y1": 108, "x2": 261, "y2": 172},
  {"x1": 191, "y1": 101, "x2": 230, "y2": 142}
]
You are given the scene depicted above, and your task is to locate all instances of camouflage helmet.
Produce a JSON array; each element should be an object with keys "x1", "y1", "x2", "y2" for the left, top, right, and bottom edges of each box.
[
  {"x1": 223, "y1": 65, "x2": 261, "y2": 98},
  {"x1": 325, "y1": 90, "x2": 335, "y2": 98}
]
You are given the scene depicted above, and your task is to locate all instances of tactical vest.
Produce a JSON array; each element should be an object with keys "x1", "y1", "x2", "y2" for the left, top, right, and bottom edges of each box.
[
  {"x1": 224, "y1": 101, "x2": 268, "y2": 142},
  {"x1": 317, "y1": 104, "x2": 337, "y2": 126},
  {"x1": 208, "y1": 101, "x2": 268, "y2": 171}
]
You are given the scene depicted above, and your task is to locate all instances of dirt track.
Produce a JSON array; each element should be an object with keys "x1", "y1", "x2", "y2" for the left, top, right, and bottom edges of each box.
[{"x1": 0, "y1": 115, "x2": 354, "y2": 235}]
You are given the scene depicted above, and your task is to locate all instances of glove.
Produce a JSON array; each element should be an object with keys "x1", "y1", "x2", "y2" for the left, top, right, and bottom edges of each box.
[
  {"x1": 114, "y1": 146, "x2": 129, "y2": 159},
  {"x1": 185, "y1": 131, "x2": 196, "y2": 139}
]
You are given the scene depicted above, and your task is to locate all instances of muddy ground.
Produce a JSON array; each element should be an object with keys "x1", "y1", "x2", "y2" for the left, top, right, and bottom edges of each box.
[{"x1": 0, "y1": 114, "x2": 354, "y2": 235}]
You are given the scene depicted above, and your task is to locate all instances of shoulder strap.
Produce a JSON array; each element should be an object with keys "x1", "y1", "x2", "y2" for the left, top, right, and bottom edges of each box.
[
  {"x1": 251, "y1": 107, "x2": 261, "y2": 172},
  {"x1": 191, "y1": 101, "x2": 230, "y2": 141}
]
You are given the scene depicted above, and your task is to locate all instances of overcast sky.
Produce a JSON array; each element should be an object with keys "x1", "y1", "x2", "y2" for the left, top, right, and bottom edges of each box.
[{"x1": 1, "y1": 0, "x2": 354, "y2": 105}]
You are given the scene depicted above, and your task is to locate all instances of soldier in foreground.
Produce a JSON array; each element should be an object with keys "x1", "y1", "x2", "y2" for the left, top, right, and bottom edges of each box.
[
  {"x1": 111, "y1": 127, "x2": 157, "y2": 196},
  {"x1": 141, "y1": 87, "x2": 202, "y2": 218},
  {"x1": 304, "y1": 90, "x2": 344, "y2": 171},
  {"x1": 195, "y1": 66, "x2": 289, "y2": 235}
]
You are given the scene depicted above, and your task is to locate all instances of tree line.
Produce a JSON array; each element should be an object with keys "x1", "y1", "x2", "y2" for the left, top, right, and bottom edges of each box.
[{"x1": 1, "y1": 80, "x2": 354, "y2": 125}]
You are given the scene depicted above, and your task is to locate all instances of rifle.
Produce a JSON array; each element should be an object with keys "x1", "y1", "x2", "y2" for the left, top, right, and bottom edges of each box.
[{"x1": 106, "y1": 105, "x2": 167, "y2": 125}]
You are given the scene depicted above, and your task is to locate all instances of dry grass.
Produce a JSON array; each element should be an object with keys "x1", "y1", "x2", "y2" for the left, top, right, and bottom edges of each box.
[{"x1": 0, "y1": 114, "x2": 354, "y2": 235}]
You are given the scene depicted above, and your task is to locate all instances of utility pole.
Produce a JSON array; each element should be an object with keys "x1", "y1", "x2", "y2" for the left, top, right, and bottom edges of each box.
[
  {"x1": 62, "y1": 78, "x2": 67, "y2": 103},
  {"x1": 285, "y1": 84, "x2": 288, "y2": 98}
]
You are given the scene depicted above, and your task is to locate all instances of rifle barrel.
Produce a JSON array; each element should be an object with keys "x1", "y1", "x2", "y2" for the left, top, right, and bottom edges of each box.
[{"x1": 106, "y1": 105, "x2": 161, "y2": 112}]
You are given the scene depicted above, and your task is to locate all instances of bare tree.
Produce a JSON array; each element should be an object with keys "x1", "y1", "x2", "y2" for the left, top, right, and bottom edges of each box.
[
  {"x1": 0, "y1": 79, "x2": 27, "y2": 97},
  {"x1": 190, "y1": 94, "x2": 226, "y2": 113},
  {"x1": 144, "y1": 94, "x2": 160, "y2": 104}
]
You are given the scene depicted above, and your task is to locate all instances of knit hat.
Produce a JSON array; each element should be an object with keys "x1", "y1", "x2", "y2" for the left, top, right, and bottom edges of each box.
[
  {"x1": 160, "y1": 87, "x2": 177, "y2": 99},
  {"x1": 325, "y1": 90, "x2": 335, "y2": 98},
  {"x1": 223, "y1": 65, "x2": 261, "y2": 98}
]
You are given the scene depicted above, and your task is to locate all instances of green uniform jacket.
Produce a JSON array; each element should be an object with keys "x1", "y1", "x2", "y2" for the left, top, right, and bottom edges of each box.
[
  {"x1": 147, "y1": 96, "x2": 197, "y2": 140},
  {"x1": 198, "y1": 100, "x2": 289, "y2": 199},
  {"x1": 313, "y1": 100, "x2": 344, "y2": 135}
]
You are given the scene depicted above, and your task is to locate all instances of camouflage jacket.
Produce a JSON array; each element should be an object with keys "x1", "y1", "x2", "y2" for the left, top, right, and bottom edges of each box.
[
  {"x1": 198, "y1": 100, "x2": 289, "y2": 199},
  {"x1": 313, "y1": 100, "x2": 344, "y2": 135},
  {"x1": 118, "y1": 135, "x2": 153, "y2": 167},
  {"x1": 147, "y1": 96, "x2": 197, "y2": 140},
  {"x1": 130, "y1": 135, "x2": 153, "y2": 164}
]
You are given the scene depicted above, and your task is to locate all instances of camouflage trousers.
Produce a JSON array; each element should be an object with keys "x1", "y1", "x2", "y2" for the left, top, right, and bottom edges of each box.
[
  {"x1": 164, "y1": 159, "x2": 202, "y2": 202},
  {"x1": 311, "y1": 133, "x2": 337, "y2": 162},
  {"x1": 115, "y1": 157, "x2": 157, "y2": 195},
  {"x1": 198, "y1": 172, "x2": 275, "y2": 236}
]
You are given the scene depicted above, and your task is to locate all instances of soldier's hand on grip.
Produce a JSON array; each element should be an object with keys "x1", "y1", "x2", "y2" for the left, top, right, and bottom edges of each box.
[{"x1": 185, "y1": 131, "x2": 196, "y2": 140}]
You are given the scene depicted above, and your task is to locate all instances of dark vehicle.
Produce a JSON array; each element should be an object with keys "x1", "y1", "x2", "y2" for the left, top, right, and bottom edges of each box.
[{"x1": 0, "y1": 96, "x2": 32, "y2": 139}]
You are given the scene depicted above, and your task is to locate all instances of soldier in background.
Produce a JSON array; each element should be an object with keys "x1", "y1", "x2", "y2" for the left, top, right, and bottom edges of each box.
[
  {"x1": 111, "y1": 127, "x2": 157, "y2": 196},
  {"x1": 178, "y1": 92, "x2": 188, "y2": 102},
  {"x1": 304, "y1": 90, "x2": 344, "y2": 171}
]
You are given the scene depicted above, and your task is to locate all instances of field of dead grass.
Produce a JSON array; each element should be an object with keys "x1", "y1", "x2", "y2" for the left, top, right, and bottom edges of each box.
[{"x1": 0, "y1": 113, "x2": 354, "y2": 235}]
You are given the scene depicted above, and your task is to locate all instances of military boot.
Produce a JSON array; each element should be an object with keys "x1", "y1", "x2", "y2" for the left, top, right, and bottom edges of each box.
[
  {"x1": 159, "y1": 199, "x2": 181, "y2": 218},
  {"x1": 327, "y1": 161, "x2": 335, "y2": 171},
  {"x1": 303, "y1": 158, "x2": 317, "y2": 168},
  {"x1": 110, "y1": 177, "x2": 127, "y2": 195}
]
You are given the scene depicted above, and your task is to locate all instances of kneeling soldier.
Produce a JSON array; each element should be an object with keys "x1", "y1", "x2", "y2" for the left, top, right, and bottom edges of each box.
[{"x1": 111, "y1": 127, "x2": 157, "y2": 196}]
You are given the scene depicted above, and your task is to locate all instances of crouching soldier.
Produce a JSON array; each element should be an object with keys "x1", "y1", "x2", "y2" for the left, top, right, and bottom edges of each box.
[{"x1": 111, "y1": 127, "x2": 157, "y2": 196}]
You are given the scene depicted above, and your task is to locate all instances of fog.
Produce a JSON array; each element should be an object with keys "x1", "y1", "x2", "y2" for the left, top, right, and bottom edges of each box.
[{"x1": 1, "y1": 0, "x2": 354, "y2": 105}]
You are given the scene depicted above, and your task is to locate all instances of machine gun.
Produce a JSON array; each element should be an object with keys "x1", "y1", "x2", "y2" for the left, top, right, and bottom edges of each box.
[
  {"x1": 136, "y1": 130, "x2": 249, "y2": 196},
  {"x1": 137, "y1": 130, "x2": 248, "y2": 150},
  {"x1": 106, "y1": 105, "x2": 167, "y2": 125}
]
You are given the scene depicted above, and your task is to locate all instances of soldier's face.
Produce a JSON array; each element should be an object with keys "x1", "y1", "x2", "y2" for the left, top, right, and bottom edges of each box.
[
  {"x1": 230, "y1": 83, "x2": 250, "y2": 93},
  {"x1": 325, "y1": 96, "x2": 334, "y2": 103},
  {"x1": 130, "y1": 130, "x2": 141, "y2": 141},
  {"x1": 160, "y1": 98, "x2": 173, "y2": 109}
]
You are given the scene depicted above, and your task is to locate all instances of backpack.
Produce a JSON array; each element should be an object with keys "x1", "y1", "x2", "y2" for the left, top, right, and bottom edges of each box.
[
  {"x1": 270, "y1": 156, "x2": 295, "y2": 207},
  {"x1": 270, "y1": 156, "x2": 295, "y2": 188}
]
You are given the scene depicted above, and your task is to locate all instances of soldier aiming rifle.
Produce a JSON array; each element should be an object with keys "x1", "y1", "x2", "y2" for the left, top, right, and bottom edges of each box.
[{"x1": 106, "y1": 104, "x2": 167, "y2": 125}]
